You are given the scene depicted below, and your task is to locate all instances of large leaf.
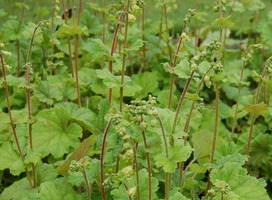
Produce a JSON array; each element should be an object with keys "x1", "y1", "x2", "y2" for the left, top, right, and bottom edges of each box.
[
  {"x1": 32, "y1": 107, "x2": 82, "y2": 158},
  {"x1": 210, "y1": 163, "x2": 270, "y2": 200},
  {"x1": 57, "y1": 135, "x2": 98, "y2": 175},
  {"x1": 0, "y1": 142, "x2": 24, "y2": 175},
  {"x1": 34, "y1": 81, "x2": 62, "y2": 105},
  {"x1": 133, "y1": 72, "x2": 159, "y2": 97},
  {"x1": 243, "y1": 103, "x2": 269, "y2": 115},
  {"x1": 155, "y1": 143, "x2": 192, "y2": 173}
]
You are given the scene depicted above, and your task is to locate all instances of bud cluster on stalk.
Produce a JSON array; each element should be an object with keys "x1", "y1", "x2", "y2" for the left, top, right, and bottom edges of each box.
[
  {"x1": 190, "y1": 39, "x2": 221, "y2": 72},
  {"x1": 243, "y1": 44, "x2": 262, "y2": 63},
  {"x1": 213, "y1": 0, "x2": 227, "y2": 13}
]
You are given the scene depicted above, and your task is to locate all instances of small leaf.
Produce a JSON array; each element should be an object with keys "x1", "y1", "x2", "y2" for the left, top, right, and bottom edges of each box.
[
  {"x1": 57, "y1": 24, "x2": 87, "y2": 36},
  {"x1": 212, "y1": 16, "x2": 234, "y2": 27},
  {"x1": 125, "y1": 39, "x2": 144, "y2": 52},
  {"x1": 243, "y1": 103, "x2": 269, "y2": 115},
  {"x1": 185, "y1": 93, "x2": 203, "y2": 102}
]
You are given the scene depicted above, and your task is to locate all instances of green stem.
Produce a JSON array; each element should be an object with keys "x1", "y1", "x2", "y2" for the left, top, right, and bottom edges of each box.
[
  {"x1": 163, "y1": 1, "x2": 173, "y2": 66},
  {"x1": 80, "y1": 164, "x2": 91, "y2": 199},
  {"x1": 119, "y1": 0, "x2": 130, "y2": 112},
  {"x1": 142, "y1": 6, "x2": 146, "y2": 68},
  {"x1": 194, "y1": 0, "x2": 198, "y2": 55}
]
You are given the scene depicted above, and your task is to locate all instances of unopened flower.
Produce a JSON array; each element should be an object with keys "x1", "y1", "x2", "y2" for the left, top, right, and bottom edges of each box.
[
  {"x1": 128, "y1": 187, "x2": 137, "y2": 196},
  {"x1": 128, "y1": 14, "x2": 136, "y2": 22}
]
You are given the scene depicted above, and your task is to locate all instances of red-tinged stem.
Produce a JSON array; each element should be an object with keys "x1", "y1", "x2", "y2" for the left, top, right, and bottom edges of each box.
[
  {"x1": 119, "y1": 0, "x2": 130, "y2": 112},
  {"x1": 61, "y1": 0, "x2": 75, "y2": 78},
  {"x1": 158, "y1": 6, "x2": 163, "y2": 49},
  {"x1": 158, "y1": 116, "x2": 170, "y2": 200},
  {"x1": 26, "y1": 21, "x2": 45, "y2": 188},
  {"x1": 123, "y1": 182, "x2": 133, "y2": 200},
  {"x1": 179, "y1": 66, "x2": 214, "y2": 189},
  {"x1": 163, "y1": 2, "x2": 173, "y2": 66},
  {"x1": 230, "y1": 57, "x2": 247, "y2": 142},
  {"x1": 100, "y1": 117, "x2": 113, "y2": 200},
  {"x1": 72, "y1": 0, "x2": 75, "y2": 25},
  {"x1": 17, "y1": 0, "x2": 26, "y2": 77},
  {"x1": 141, "y1": 127, "x2": 152, "y2": 200},
  {"x1": 142, "y1": 6, "x2": 146, "y2": 68},
  {"x1": 0, "y1": 53, "x2": 33, "y2": 188},
  {"x1": 108, "y1": 5, "x2": 127, "y2": 103},
  {"x1": 129, "y1": 138, "x2": 140, "y2": 200},
  {"x1": 80, "y1": 164, "x2": 91, "y2": 199},
  {"x1": 74, "y1": 0, "x2": 82, "y2": 107},
  {"x1": 92, "y1": 0, "x2": 97, "y2": 16},
  {"x1": 168, "y1": 23, "x2": 188, "y2": 109},
  {"x1": 244, "y1": 56, "x2": 272, "y2": 168},
  {"x1": 207, "y1": 2, "x2": 223, "y2": 192},
  {"x1": 172, "y1": 70, "x2": 196, "y2": 134}
]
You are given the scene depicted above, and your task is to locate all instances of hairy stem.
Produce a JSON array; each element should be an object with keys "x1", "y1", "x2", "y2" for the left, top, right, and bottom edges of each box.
[
  {"x1": 0, "y1": 53, "x2": 33, "y2": 188},
  {"x1": 101, "y1": 0, "x2": 106, "y2": 69},
  {"x1": 80, "y1": 164, "x2": 91, "y2": 199},
  {"x1": 100, "y1": 117, "x2": 113, "y2": 200},
  {"x1": 119, "y1": 0, "x2": 130, "y2": 112},
  {"x1": 194, "y1": 0, "x2": 198, "y2": 55}
]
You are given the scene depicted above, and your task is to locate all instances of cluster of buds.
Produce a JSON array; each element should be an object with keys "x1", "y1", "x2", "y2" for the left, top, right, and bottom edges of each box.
[
  {"x1": 207, "y1": 189, "x2": 216, "y2": 197},
  {"x1": 125, "y1": 95, "x2": 157, "y2": 117},
  {"x1": 213, "y1": 0, "x2": 227, "y2": 13},
  {"x1": 69, "y1": 157, "x2": 91, "y2": 172},
  {"x1": 0, "y1": 43, "x2": 5, "y2": 49},
  {"x1": 181, "y1": 32, "x2": 190, "y2": 42},
  {"x1": 184, "y1": 9, "x2": 196, "y2": 24},
  {"x1": 112, "y1": 113, "x2": 123, "y2": 125},
  {"x1": 194, "y1": 102, "x2": 205, "y2": 112},
  {"x1": 243, "y1": 44, "x2": 262, "y2": 63},
  {"x1": 39, "y1": 20, "x2": 50, "y2": 31},
  {"x1": 129, "y1": 0, "x2": 145, "y2": 22},
  {"x1": 190, "y1": 39, "x2": 221, "y2": 72},
  {"x1": 211, "y1": 61, "x2": 223, "y2": 73}
]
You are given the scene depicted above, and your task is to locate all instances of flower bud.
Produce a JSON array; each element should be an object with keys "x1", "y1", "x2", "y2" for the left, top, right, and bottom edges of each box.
[{"x1": 128, "y1": 14, "x2": 136, "y2": 22}]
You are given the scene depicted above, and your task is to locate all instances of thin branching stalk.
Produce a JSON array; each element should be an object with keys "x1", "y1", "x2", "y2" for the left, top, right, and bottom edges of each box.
[
  {"x1": 230, "y1": 49, "x2": 249, "y2": 142},
  {"x1": 179, "y1": 66, "x2": 214, "y2": 189},
  {"x1": 100, "y1": 117, "x2": 113, "y2": 200},
  {"x1": 74, "y1": 0, "x2": 83, "y2": 107},
  {"x1": 142, "y1": 6, "x2": 146, "y2": 68},
  {"x1": 168, "y1": 21, "x2": 190, "y2": 109},
  {"x1": 141, "y1": 115, "x2": 152, "y2": 200},
  {"x1": 223, "y1": 0, "x2": 236, "y2": 47},
  {"x1": 119, "y1": 0, "x2": 130, "y2": 112},
  {"x1": 129, "y1": 137, "x2": 140, "y2": 200},
  {"x1": 172, "y1": 70, "x2": 195, "y2": 134},
  {"x1": 61, "y1": 0, "x2": 75, "y2": 78},
  {"x1": 108, "y1": 5, "x2": 127, "y2": 103},
  {"x1": 206, "y1": 1, "x2": 223, "y2": 192},
  {"x1": 244, "y1": 56, "x2": 272, "y2": 168},
  {"x1": 163, "y1": 1, "x2": 173, "y2": 66},
  {"x1": 0, "y1": 53, "x2": 33, "y2": 188},
  {"x1": 17, "y1": 0, "x2": 26, "y2": 77},
  {"x1": 239, "y1": 14, "x2": 243, "y2": 51},
  {"x1": 79, "y1": 164, "x2": 91, "y2": 199},
  {"x1": 158, "y1": 116, "x2": 170, "y2": 200},
  {"x1": 26, "y1": 21, "x2": 46, "y2": 188}
]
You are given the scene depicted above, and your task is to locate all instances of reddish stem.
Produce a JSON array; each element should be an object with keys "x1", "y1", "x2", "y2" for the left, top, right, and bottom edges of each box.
[
  {"x1": 100, "y1": 118, "x2": 113, "y2": 200},
  {"x1": 108, "y1": 5, "x2": 127, "y2": 103},
  {"x1": 0, "y1": 53, "x2": 33, "y2": 188},
  {"x1": 244, "y1": 56, "x2": 272, "y2": 168},
  {"x1": 141, "y1": 115, "x2": 152, "y2": 200},
  {"x1": 168, "y1": 23, "x2": 188, "y2": 109}
]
